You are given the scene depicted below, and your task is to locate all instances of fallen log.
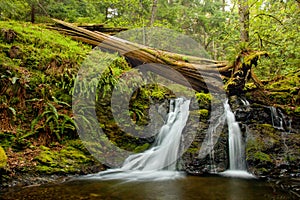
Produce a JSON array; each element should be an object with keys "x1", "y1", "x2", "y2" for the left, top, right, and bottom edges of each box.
[
  {"x1": 51, "y1": 19, "x2": 266, "y2": 94},
  {"x1": 49, "y1": 23, "x2": 128, "y2": 35}
]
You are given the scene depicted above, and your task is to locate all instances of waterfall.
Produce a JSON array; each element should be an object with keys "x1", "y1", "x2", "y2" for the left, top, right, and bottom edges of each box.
[
  {"x1": 221, "y1": 100, "x2": 255, "y2": 178},
  {"x1": 270, "y1": 106, "x2": 284, "y2": 130},
  {"x1": 121, "y1": 98, "x2": 190, "y2": 171},
  {"x1": 224, "y1": 100, "x2": 246, "y2": 170},
  {"x1": 85, "y1": 98, "x2": 190, "y2": 181},
  {"x1": 240, "y1": 98, "x2": 250, "y2": 107},
  {"x1": 269, "y1": 106, "x2": 293, "y2": 161}
]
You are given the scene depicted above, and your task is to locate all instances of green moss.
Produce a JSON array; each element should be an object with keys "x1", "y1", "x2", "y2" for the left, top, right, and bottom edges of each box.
[
  {"x1": 244, "y1": 83, "x2": 257, "y2": 90},
  {"x1": 256, "y1": 124, "x2": 279, "y2": 140},
  {"x1": 198, "y1": 109, "x2": 209, "y2": 118},
  {"x1": 134, "y1": 143, "x2": 150, "y2": 153},
  {"x1": 188, "y1": 109, "x2": 209, "y2": 124},
  {"x1": 295, "y1": 107, "x2": 300, "y2": 115},
  {"x1": 36, "y1": 151, "x2": 55, "y2": 166},
  {"x1": 34, "y1": 146, "x2": 93, "y2": 174},
  {"x1": 195, "y1": 92, "x2": 212, "y2": 108},
  {"x1": 39, "y1": 146, "x2": 50, "y2": 151},
  {"x1": 264, "y1": 70, "x2": 300, "y2": 109},
  {"x1": 268, "y1": 92, "x2": 293, "y2": 105},
  {"x1": 0, "y1": 146, "x2": 7, "y2": 168},
  {"x1": 259, "y1": 124, "x2": 272, "y2": 128},
  {"x1": 253, "y1": 152, "x2": 272, "y2": 162},
  {"x1": 267, "y1": 71, "x2": 300, "y2": 91},
  {"x1": 190, "y1": 109, "x2": 209, "y2": 119},
  {"x1": 186, "y1": 147, "x2": 198, "y2": 154},
  {"x1": 66, "y1": 139, "x2": 88, "y2": 153},
  {"x1": 246, "y1": 138, "x2": 264, "y2": 154}
]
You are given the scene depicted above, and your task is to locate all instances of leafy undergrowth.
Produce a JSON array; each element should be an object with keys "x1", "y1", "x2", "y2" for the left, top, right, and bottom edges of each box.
[
  {"x1": 0, "y1": 20, "x2": 91, "y2": 147},
  {"x1": 0, "y1": 20, "x2": 96, "y2": 182}
]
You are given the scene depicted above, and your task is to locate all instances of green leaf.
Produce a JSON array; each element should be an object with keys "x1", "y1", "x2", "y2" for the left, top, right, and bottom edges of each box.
[
  {"x1": 8, "y1": 107, "x2": 16, "y2": 116},
  {"x1": 11, "y1": 77, "x2": 19, "y2": 84}
]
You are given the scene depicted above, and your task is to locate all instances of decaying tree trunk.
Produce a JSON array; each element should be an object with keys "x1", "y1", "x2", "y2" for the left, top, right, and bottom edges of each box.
[
  {"x1": 51, "y1": 19, "x2": 266, "y2": 94},
  {"x1": 225, "y1": 49, "x2": 268, "y2": 95}
]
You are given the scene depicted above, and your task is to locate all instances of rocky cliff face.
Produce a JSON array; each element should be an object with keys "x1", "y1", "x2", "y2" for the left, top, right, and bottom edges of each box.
[
  {"x1": 182, "y1": 95, "x2": 300, "y2": 179},
  {"x1": 231, "y1": 96, "x2": 300, "y2": 178}
]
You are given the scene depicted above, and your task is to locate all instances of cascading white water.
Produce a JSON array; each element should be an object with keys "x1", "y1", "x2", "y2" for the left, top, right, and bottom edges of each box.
[
  {"x1": 224, "y1": 101, "x2": 246, "y2": 170},
  {"x1": 121, "y1": 98, "x2": 190, "y2": 171},
  {"x1": 270, "y1": 106, "x2": 284, "y2": 130},
  {"x1": 85, "y1": 98, "x2": 190, "y2": 181},
  {"x1": 240, "y1": 98, "x2": 250, "y2": 107},
  {"x1": 221, "y1": 100, "x2": 254, "y2": 178},
  {"x1": 269, "y1": 106, "x2": 293, "y2": 160}
]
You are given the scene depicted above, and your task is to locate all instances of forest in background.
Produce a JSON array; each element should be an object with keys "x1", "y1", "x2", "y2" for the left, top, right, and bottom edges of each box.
[{"x1": 1, "y1": 0, "x2": 299, "y2": 78}]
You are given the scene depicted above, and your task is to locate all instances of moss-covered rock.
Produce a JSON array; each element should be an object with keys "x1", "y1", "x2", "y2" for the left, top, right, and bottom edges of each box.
[
  {"x1": 246, "y1": 124, "x2": 280, "y2": 164},
  {"x1": 189, "y1": 109, "x2": 209, "y2": 120},
  {"x1": 34, "y1": 146, "x2": 94, "y2": 174},
  {"x1": 0, "y1": 146, "x2": 7, "y2": 168},
  {"x1": 246, "y1": 122, "x2": 300, "y2": 177},
  {"x1": 134, "y1": 143, "x2": 150, "y2": 153},
  {"x1": 195, "y1": 92, "x2": 212, "y2": 109}
]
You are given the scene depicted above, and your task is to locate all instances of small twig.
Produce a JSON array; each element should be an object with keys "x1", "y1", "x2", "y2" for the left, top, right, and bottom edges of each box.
[{"x1": 254, "y1": 13, "x2": 285, "y2": 27}]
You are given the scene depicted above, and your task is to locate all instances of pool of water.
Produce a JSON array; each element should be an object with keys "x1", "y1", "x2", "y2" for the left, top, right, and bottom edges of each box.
[{"x1": 0, "y1": 176, "x2": 294, "y2": 200}]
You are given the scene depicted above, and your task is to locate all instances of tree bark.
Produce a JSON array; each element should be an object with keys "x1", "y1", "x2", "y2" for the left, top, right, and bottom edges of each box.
[
  {"x1": 222, "y1": 0, "x2": 226, "y2": 12},
  {"x1": 31, "y1": 3, "x2": 35, "y2": 23},
  {"x1": 238, "y1": 0, "x2": 250, "y2": 42},
  {"x1": 149, "y1": 0, "x2": 158, "y2": 26}
]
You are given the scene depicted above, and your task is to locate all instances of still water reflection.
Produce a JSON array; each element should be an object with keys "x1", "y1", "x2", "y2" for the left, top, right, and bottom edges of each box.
[{"x1": 0, "y1": 176, "x2": 294, "y2": 200}]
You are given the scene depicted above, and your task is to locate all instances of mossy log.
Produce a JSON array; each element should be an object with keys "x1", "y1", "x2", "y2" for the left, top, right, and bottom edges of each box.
[
  {"x1": 225, "y1": 50, "x2": 268, "y2": 95},
  {"x1": 51, "y1": 19, "x2": 265, "y2": 94}
]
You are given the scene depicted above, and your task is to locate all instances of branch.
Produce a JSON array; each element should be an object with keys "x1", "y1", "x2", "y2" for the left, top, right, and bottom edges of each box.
[{"x1": 253, "y1": 13, "x2": 285, "y2": 27}]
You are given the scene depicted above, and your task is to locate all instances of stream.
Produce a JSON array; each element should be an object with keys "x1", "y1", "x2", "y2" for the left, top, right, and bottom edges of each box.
[{"x1": 0, "y1": 176, "x2": 294, "y2": 200}]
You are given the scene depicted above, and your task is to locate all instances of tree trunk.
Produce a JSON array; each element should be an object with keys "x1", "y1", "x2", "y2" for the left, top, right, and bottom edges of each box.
[
  {"x1": 222, "y1": 0, "x2": 226, "y2": 12},
  {"x1": 31, "y1": 3, "x2": 35, "y2": 23},
  {"x1": 238, "y1": 0, "x2": 250, "y2": 42},
  {"x1": 149, "y1": 0, "x2": 158, "y2": 26}
]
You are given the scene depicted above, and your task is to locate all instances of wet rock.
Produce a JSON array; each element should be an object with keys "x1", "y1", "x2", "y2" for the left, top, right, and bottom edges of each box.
[
  {"x1": 183, "y1": 95, "x2": 300, "y2": 179},
  {"x1": 182, "y1": 106, "x2": 229, "y2": 174}
]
